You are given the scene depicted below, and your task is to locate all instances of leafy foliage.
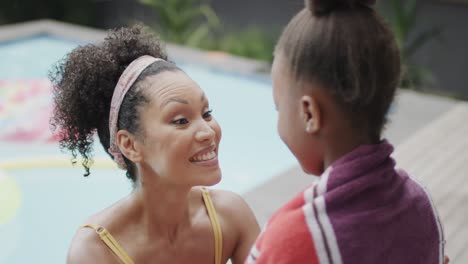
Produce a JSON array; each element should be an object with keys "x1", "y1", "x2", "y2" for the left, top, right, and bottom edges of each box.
[
  {"x1": 139, "y1": 0, "x2": 221, "y2": 46},
  {"x1": 380, "y1": 0, "x2": 442, "y2": 89},
  {"x1": 139, "y1": 0, "x2": 275, "y2": 62}
]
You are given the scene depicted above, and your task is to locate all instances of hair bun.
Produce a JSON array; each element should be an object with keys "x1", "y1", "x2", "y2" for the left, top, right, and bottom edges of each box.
[{"x1": 305, "y1": 0, "x2": 376, "y2": 15}]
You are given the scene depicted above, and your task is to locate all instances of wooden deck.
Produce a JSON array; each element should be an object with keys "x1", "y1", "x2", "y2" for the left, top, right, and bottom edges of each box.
[{"x1": 393, "y1": 102, "x2": 468, "y2": 262}]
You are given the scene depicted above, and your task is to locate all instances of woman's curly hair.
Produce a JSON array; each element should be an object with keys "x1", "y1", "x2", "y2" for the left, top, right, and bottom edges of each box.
[{"x1": 49, "y1": 25, "x2": 178, "y2": 182}]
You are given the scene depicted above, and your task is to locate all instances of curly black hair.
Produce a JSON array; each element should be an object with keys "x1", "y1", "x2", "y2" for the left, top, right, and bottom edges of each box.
[
  {"x1": 276, "y1": 0, "x2": 401, "y2": 141},
  {"x1": 49, "y1": 25, "x2": 179, "y2": 182}
]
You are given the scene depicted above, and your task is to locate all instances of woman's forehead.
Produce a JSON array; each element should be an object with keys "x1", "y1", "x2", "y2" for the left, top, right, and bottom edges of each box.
[{"x1": 143, "y1": 72, "x2": 206, "y2": 107}]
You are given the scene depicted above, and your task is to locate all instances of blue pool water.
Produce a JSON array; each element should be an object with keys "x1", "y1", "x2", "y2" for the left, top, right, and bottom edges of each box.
[{"x1": 0, "y1": 35, "x2": 297, "y2": 263}]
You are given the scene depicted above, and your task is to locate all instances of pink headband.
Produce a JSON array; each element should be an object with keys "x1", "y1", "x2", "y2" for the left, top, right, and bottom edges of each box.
[{"x1": 108, "y1": 55, "x2": 163, "y2": 169}]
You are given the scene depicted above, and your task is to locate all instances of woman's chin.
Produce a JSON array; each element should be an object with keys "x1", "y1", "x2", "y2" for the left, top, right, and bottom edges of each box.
[{"x1": 200, "y1": 171, "x2": 222, "y2": 187}]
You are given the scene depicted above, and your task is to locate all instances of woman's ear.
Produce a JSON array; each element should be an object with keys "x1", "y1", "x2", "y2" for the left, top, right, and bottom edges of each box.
[
  {"x1": 301, "y1": 95, "x2": 321, "y2": 134},
  {"x1": 116, "y1": 130, "x2": 143, "y2": 163}
]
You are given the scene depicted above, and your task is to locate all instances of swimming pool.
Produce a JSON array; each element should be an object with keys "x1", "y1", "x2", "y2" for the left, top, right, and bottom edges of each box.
[{"x1": 0, "y1": 34, "x2": 297, "y2": 263}]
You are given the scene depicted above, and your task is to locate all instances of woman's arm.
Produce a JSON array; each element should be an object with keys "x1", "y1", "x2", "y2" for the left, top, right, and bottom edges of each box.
[{"x1": 230, "y1": 196, "x2": 260, "y2": 264}]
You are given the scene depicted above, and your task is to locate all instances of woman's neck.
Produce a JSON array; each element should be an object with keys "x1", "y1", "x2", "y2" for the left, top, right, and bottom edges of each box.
[{"x1": 130, "y1": 173, "x2": 195, "y2": 242}]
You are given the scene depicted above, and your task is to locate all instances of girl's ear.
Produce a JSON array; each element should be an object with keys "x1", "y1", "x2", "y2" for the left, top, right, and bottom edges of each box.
[
  {"x1": 116, "y1": 130, "x2": 143, "y2": 163},
  {"x1": 301, "y1": 95, "x2": 322, "y2": 134}
]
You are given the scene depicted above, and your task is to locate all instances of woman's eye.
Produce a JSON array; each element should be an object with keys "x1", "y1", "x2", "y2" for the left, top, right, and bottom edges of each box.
[
  {"x1": 172, "y1": 118, "x2": 189, "y2": 125},
  {"x1": 203, "y1": 110, "x2": 213, "y2": 119}
]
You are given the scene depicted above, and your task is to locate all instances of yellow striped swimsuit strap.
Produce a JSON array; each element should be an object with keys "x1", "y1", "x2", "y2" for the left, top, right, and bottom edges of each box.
[
  {"x1": 201, "y1": 187, "x2": 223, "y2": 264},
  {"x1": 81, "y1": 224, "x2": 135, "y2": 264}
]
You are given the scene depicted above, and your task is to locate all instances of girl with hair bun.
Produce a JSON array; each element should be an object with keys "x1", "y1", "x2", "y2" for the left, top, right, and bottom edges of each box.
[
  {"x1": 245, "y1": 0, "x2": 447, "y2": 263},
  {"x1": 50, "y1": 25, "x2": 259, "y2": 264}
]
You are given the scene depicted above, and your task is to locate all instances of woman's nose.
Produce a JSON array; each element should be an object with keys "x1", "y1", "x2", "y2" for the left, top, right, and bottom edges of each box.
[{"x1": 195, "y1": 121, "x2": 216, "y2": 142}]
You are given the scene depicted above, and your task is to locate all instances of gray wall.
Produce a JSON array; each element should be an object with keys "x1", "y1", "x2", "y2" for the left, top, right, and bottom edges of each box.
[
  {"x1": 411, "y1": 2, "x2": 468, "y2": 99},
  {"x1": 95, "y1": 0, "x2": 468, "y2": 99},
  {"x1": 209, "y1": 0, "x2": 468, "y2": 99},
  {"x1": 210, "y1": 0, "x2": 302, "y2": 32},
  {"x1": 93, "y1": 0, "x2": 301, "y2": 33}
]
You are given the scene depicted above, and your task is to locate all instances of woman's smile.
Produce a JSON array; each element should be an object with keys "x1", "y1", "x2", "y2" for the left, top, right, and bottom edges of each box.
[{"x1": 189, "y1": 145, "x2": 219, "y2": 167}]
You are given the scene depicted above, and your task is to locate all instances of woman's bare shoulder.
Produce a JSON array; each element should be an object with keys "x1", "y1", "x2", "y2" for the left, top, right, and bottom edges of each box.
[
  {"x1": 67, "y1": 223, "x2": 115, "y2": 264},
  {"x1": 208, "y1": 189, "x2": 254, "y2": 218},
  {"x1": 67, "y1": 200, "x2": 130, "y2": 264},
  {"x1": 207, "y1": 188, "x2": 260, "y2": 264},
  {"x1": 205, "y1": 188, "x2": 259, "y2": 235}
]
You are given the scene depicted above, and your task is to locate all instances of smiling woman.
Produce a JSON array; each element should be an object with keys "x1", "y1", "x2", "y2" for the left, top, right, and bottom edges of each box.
[
  {"x1": 48, "y1": 25, "x2": 260, "y2": 264},
  {"x1": 0, "y1": 20, "x2": 297, "y2": 262}
]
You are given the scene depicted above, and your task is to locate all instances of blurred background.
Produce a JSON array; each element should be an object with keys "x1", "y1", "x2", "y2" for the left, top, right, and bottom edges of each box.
[
  {"x1": 1, "y1": 0, "x2": 467, "y2": 97},
  {"x1": 0, "y1": 0, "x2": 467, "y2": 263}
]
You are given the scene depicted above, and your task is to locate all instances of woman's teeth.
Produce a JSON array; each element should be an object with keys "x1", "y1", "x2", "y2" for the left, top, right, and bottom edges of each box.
[{"x1": 191, "y1": 151, "x2": 216, "y2": 162}]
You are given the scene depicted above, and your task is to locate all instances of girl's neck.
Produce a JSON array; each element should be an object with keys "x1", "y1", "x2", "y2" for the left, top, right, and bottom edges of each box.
[{"x1": 322, "y1": 125, "x2": 376, "y2": 171}]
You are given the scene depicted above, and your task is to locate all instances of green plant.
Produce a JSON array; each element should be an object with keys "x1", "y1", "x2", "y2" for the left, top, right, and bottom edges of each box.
[
  {"x1": 139, "y1": 0, "x2": 275, "y2": 62},
  {"x1": 380, "y1": 0, "x2": 442, "y2": 89},
  {"x1": 216, "y1": 27, "x2": 275, "y2": 62},
  {"x1": 139, "y1": 0, "x2": 221, "y2": 46}
]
